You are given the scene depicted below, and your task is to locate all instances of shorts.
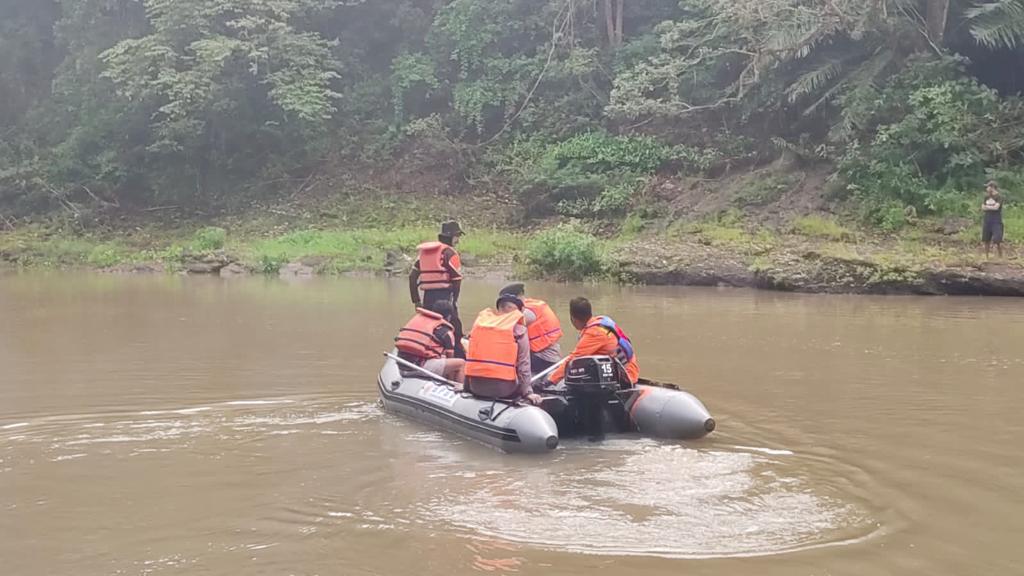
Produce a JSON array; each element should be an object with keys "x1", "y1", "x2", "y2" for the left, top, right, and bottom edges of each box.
[
  {"x1": 421, "y1": 358, "x2": 448, "y2": 376},
  {"x1": 467, "y1": 377, "x2": 520, "y2": 400},
  {"x1": 983, "y1": 220, "x2": 1004, "y2": 243}
]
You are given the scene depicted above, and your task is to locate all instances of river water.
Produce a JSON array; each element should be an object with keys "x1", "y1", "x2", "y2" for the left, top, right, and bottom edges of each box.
[{"x1": 1, "y1": 272, "x2": 1021, "y2": 575}]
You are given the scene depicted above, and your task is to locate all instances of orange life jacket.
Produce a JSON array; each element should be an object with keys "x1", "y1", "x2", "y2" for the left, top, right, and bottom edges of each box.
[
  {"x1": 585, "y1": 316, "x2": 635, "y2": 363},
  {"x1": 465, "y1": 308, "x2": 524, "y2": 381},
  {"x1": 395, "y1": 308, "x2": 454, "y2": 360},
  {"x1": 417, "y1": 241, "x2": 462, "y2": 291},
  {"x1": 523, "y1": 298, "x2": 562, "y2": 353}
]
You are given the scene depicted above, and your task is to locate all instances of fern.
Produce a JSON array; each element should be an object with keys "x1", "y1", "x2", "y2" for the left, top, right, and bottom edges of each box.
[
  {"x1": 786, "y1": 60, "x2": 843, "y2": 103},
  {"x1": 966, "y1": 0, "x2": 1024, "y2": 49},
  {"x1": 812, "y1": 48, "x2": 894, "y2": 114}
]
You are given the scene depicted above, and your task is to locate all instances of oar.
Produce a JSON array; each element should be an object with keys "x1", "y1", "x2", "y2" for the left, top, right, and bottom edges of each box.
[
  {"x1": 530, "y1": 356, "x2": 569, "y2": 385},
  {"x1": 383, "y1": 352, "x2": 462, "y2": 389}
]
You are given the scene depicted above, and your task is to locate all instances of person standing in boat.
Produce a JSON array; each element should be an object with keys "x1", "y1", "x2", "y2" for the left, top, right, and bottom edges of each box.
[
  {"x1": 394, "y1": 300, "x2": 466, "y2": 385},
  {"x1": 548, "y1": 297, "x2": 640, "y2": 386},
  {"x1": 498, "y1": 283, "x2": 563, "y2": 373},
  {"x1": 465, "y1": 294, "x2": 542, "y2": 406},
  {"x1": 409, "y1": 221, "x2": 466, "y2": 357}
]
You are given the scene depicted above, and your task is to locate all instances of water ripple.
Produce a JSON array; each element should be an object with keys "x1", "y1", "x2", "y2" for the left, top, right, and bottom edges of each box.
[{"x1": 419, "y1": 442, "x2": 878, "y2": 559}]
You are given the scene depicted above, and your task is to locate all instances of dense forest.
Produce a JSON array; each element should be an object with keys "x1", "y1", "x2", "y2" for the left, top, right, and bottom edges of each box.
[{"x1": 2, "y1": 0, "x2": 1024, "y2": 231}]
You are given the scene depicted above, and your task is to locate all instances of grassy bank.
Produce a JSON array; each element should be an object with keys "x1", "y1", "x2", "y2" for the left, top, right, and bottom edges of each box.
[
  {"x1": 0, "y1": 224, "x2": 528, "y2": 274},
  {"x1": 2, "y1": 202, "x2": 1023, "y2": 297}
]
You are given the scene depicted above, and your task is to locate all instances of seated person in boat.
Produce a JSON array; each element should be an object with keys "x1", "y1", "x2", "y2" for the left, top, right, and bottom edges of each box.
[
  {"x1": 498, "y1": 283, "x2": 563, "y2": 373},
  {"x1": 548, "y1": 297, "x2": 640, "y2": 386},
  {"x1": 465, "y1": 294, "x2": 542, "y2": 406},
  {"x1": 395, "y1": 300, "x2": 466, "y2": 385}
]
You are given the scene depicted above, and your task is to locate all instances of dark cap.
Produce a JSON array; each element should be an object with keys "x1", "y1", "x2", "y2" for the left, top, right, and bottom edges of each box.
[
  {"x1": 496, "y1": 293, "x2": 524, "y2": 311},
  {"x1": 440, "y1": 221, "x2": 465, "y2": 237},
  {"x1": 427, "y1": 299, "x2": 454, "y2": 320},
  {"x1": 499, "y1": 282, "x2": 525, "y2": 297}
]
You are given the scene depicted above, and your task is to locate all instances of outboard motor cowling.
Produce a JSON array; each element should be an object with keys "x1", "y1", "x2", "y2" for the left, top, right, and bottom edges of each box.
[
  {"x1": 563, "y1": 356, "x2": 627, "y2": 440},
  {"x1": 564, "y1": 356, "x2": 622, "y2": 395}
]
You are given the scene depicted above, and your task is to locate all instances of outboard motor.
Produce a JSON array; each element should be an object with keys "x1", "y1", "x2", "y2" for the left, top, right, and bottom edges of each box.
[{"x1": 564, "y1": 356, "x2": 629, "y2": 440}]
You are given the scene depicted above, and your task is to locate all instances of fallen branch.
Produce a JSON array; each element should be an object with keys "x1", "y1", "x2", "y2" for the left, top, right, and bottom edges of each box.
[
  {"x1": 44, "y1": 184, "x2": 81, "y2": 216},
  {"x1": 79, "y1": 184, "x2": 120, "y2": 208},
  {"x1": 141, "y1": 205, "x2": 180, "y2": 212},
  {"x1": 289, "y1": 171, "x2": 319, "y2": 200}
]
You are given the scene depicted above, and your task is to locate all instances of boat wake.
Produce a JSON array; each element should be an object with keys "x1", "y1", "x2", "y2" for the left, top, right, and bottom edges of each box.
[
  {"x1": 418, "y1": 440, "x2": 881, "y2": 559},
  {"x1": 0, "y1": 398, "x2": 381, "y2": 463}
]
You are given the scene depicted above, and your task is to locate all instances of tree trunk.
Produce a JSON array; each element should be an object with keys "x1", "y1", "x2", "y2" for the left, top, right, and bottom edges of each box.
[
  {"x1": 614, "y1": 0, "x2": 624, "y2": 47},
  {"x1": 604, "y1": 0, "x2": 615, "y2": 47},
  {"x1": 925, "y1": 0, "x2": 950, "y2": 46}
]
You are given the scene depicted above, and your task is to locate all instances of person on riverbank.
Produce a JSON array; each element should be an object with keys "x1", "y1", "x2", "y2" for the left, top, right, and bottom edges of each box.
[
  {"x1": 395, "y1": 300, "x2": 465, "y2": 385},
  {"x1": 982, "y1": 181, "x2": 1005, "y2": 259},
  {"x1": 548, "y1": 297, "x2": 640, "y2": 386},
  {"x1": 409, "y1": 221, "x2": 466, "y2": 357},
  {"x1": 499, "y1": 283, "x2": 563, "y2": 373},
  {"x1": 465, "y1": 294, "x2": 541, "y2": 405}
]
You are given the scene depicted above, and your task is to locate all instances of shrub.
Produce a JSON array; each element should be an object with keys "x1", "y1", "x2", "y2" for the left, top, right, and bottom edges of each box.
[
  {"x1": 734, "y1": 174, "x2": 797, "y2": 207},
  {"x1": 191, "y1": 227, "x2": 227, "y2": 252},
  {"x1": 837, "y1": 55, "x2": 1024, "y2": 225},
  {"x1": 86, "y1": 244, "x2": 129, "y2": 268},
  {"x1": 492, "y1": 132, "x2": 681, "y2": 218},
  {"x1": 526, "y1": 225, "x2": 606, "y2": 280}
]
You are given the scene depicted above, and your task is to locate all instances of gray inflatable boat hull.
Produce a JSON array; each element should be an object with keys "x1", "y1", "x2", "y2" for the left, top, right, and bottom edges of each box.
[
  {"x1": 377, "y1": 356, "x2": 715, "y2": 453},
  {"x1": 377, "y1": 355, "x2": 560, "y2": 453},
  {"x1": 625, "y1": 384, "x2": 716, "y2": 439}
]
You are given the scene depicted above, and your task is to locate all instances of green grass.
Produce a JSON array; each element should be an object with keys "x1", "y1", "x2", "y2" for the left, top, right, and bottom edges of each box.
[
  {"x1": 241, "y1": 227, "x2": 523, "y2": 273},
  {"x1": 817, "y1": 242, "x2": 864, "y2": 261},
  {"x1": 790, "y1": 215, "x2": 853, "y2": 241},
  {"x1": 85, "y1": 243, "x2": 134, "y2": 267},
  {"x1": 699, "y1": 224, "x2": 748, "y2": 245},
  {"x1": 0, "y1": 227, "x2": 135, "y2": 267},
  {"x1": 670, "y1": 214, "x2": 776, "y2": 254},
  {"x1": 0, "y1": 223, "x2": 523, "y2": 274},
  {"x1": 617, "y1": 212, "x2": 647, "y2": 241},
  {"x1": 733, "y1": 173, "x2": 797, "y2": 207}
]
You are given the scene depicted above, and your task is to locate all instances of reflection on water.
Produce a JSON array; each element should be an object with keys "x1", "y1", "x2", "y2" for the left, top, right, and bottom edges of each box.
[{"x1": 2, "y1": 273, "x2": 1023, "y2": 575}]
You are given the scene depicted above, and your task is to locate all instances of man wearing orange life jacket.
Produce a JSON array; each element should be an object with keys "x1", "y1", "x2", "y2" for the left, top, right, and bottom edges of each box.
[
  {"x1": 499, "y1": 283, "x2": 563, "y2": 373},
  {"x1": 465, "y1": 294, "x2": 542, "y2": 406},
  {"x1": 409, "y1": 221, "x2": 466, "y2": 358},
  {"x1": 394, "y1": 300, "x2": 466, "y2": 385},
  {"x1": 548, "y1": 297, "x2": 640, "y2": 386}
]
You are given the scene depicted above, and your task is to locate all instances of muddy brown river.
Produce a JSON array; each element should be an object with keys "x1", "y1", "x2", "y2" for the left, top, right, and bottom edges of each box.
[{"x1": 1, "y1": 272, "x2": 1022, "y2": 575}]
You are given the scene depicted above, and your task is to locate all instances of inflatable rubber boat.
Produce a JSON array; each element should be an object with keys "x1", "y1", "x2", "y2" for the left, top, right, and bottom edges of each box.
[{"x1": 377, "y1": 353, "x2": 715, "y2": 454}]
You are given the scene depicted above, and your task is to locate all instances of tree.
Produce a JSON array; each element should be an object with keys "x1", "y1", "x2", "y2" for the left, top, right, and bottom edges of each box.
[
  {"x1": 99, "y1": 0, "x2": 341, "y2": 194},
  {"x1": 608, "y1": 0, "x2": 915, "y2": 125},
  {"x1": 604, "y1": 0, "x2": 624, "y2": 47},
  {"x1": 926, "y1": 0, "x2": 952, "y2": 45},
  {"x1": 0, "y1": 0, "x2": 61, "y2": 128}
]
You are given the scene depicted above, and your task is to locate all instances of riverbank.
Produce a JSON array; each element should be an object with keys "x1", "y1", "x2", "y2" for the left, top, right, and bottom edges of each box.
[
  {"x1": 612, "y1": 234, "x2": 1024, "y2": 297},
  {"x1": 3, "y1": 207, "x2": 1023, "y2": 296}
]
